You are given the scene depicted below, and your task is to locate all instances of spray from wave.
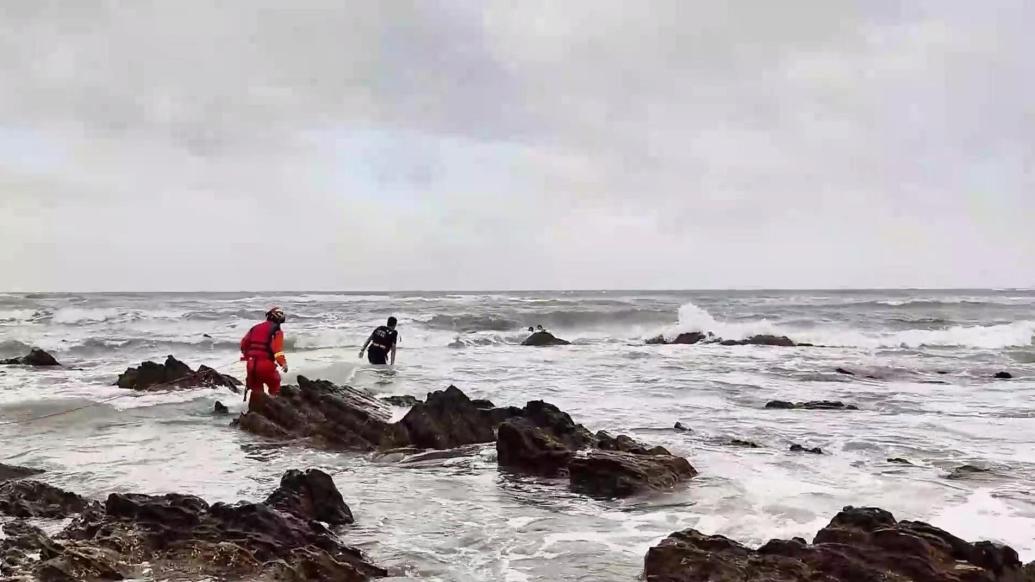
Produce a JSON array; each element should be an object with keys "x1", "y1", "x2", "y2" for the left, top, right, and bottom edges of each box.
[{"x1": 663, "y1": 302, "x2": 1035, "y2": 349}]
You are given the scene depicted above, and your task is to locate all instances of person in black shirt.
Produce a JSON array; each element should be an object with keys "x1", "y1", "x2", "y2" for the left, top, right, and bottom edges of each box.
[{"x1": 360, "y1": 316, "x2": 399, "y2": 365}]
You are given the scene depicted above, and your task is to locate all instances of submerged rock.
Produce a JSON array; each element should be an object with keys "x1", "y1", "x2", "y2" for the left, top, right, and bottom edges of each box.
[
  {"x1": 569, "y1": 450, "x2": 697, "y2": 497},
  {"x1": 497, "y1": 404, "x2": 695, "y2": 497},
  {"x1": 0, "y1": 480, "x2": 98, "y2": 518},
  {"x1": 213, "y1": 401, "x2": 229, "y2": 415},
  {"x1": 994, "y1": 371, "x2": 1014, "y2": 379},
  {"x1": 521, "y1": 331, "x2": 571, "y2": 346},
  {"x1": 765, "y1": 400, "x2": 859, "y2": 411},
  {"x1": 789, "y1": 444, "x2": 823, "y2": 454},
  {"x1": 644, "y1": 505, "x2": 1024, "y2": 582},
  {"x1": 239, "y1": 376, "x2": 393, "y2": 451},
  {"x1": 0, "y1": 464, "x2": 44, "y2": 483},
  {"x1": 720, "y1": 334, "x2": 797, "y2": 347},
  {"x1": 887, "y1": 457, "x2": 913, "y2": 465},
  {"x1": 116, "y1": 355, "x2": 240, "y2": 392},
  {"x1": 647, "y1": 332, "x2": 803, "y2": 347},
  {"x1": 381, "y1": 395, "x2": 422, "y2": 407},
  {"x1": 834, "y1": 367, "x2": 855, "y2": 376},
  {"x1": 729, "y1": 439, "x2": 761, "y2": 448},
  {"x1": 0, "y1": 348, "x2": 60, "y2": 367},
  {"x1": 673, "y1": 422, "x2": 692, "y2": 432},
  {"x1": 645, "y1": 332, "x2": 713, "y2": 345},
  {"x1": 946, "y1": 464, "x2": 992, "y2": 480}
]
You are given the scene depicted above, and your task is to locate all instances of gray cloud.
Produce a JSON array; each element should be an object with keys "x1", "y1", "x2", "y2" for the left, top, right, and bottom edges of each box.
[{"x1": 1, "y1": 0, "x2": 1032, "y2": 290}]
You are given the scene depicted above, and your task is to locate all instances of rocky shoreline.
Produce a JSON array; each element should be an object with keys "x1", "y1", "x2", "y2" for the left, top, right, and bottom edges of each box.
[
  {"x1": 237, "y1": 378, "x2": 697, "y2": 498},
  {"x1": 2, "y1": 351, "x2": 1031, "y2": 580},
  {"x1": 0, "y1": 466, "x2": 383, "y2": 581}
]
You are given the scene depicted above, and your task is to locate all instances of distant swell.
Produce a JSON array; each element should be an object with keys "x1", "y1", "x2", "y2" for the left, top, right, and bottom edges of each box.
[
  {"x1": 665, "y1": 301, "x2": 1035, "y2": 349},
  {"x1": 425, "y1": 308, "x2": 673, "y2": 332},
  {"x1": 425, "y1": 314, "x2": 518, "y2": 332}
]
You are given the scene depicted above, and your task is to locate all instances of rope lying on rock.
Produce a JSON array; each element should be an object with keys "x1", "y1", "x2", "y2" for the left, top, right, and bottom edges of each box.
[{"x1": 0, "y1": 357, "x2": 243, "y2": 427}]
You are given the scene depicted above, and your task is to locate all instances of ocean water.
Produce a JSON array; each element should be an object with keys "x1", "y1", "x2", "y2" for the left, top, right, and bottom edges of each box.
[{"x1": 1, "y1": 290, "x2": 1033, "y2": 580}]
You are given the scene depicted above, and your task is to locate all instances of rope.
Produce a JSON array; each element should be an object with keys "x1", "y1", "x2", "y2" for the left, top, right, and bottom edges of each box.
[{"x1": 0, "y1": 357, "x2": 244, "y2": 427}]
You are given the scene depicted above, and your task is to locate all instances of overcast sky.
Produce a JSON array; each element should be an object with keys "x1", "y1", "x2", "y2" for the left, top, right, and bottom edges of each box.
[{"x1": 1, "y1": 1, "x2": 1032, "y2": 291}]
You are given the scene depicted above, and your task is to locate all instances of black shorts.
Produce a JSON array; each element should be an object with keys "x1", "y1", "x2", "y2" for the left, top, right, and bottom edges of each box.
[{"x1": 367, "y1": 348, "x2": 388, "y2": 365}]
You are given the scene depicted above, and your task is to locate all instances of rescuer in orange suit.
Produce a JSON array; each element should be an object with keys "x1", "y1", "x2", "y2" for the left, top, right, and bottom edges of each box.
[{"x1": 240, "y1": 307, "x2": 288, "y2": 397}]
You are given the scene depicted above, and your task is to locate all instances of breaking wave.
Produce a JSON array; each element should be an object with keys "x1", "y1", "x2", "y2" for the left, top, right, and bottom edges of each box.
[
  {"x1": 665, "y1": 301, "x2": 1035, "y2": 349},
  {"x1": 0, "y1": 339, "x2": 32, "y2": 356},
  {"x1": 425, "y1": 314, "x2": 519, "y2": 332},
  {"x1": 447, "y1": 333, "x2": 526, "y2": 348},
  {"x1": 0, "y1": 309, "x2": 40, "y2": 322},
  {"x1": 52, "y1": 308, "x2": 121, "y2": 324}
]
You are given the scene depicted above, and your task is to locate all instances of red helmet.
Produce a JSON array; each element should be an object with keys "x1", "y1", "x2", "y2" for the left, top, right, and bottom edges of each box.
[{"x1": 266, "y1": 306, "x2": 286, "y2": 323}]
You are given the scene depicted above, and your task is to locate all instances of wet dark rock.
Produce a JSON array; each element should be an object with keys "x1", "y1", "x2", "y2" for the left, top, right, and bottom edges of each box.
[
  {"x1": 721, "y1": 334, "x2": 797, "y2": 347},
  {"x1": 729, "y1": 439, "x2": 761, "y2": 448},
  {"x1": 496, "y1": 401, "x2": 596, "y2": 476},
  {"x1": 471, "y1": 398, "x2": 495, "y2": 409},
  {"x1": 0, "y1": 464, "x2": 44, "y2": 483},
  {"x1": 835, "y1": 367, "x2": 855, "y2": 376},
  {"x1": 387, "y1": 385, "x2": 518, "y2": 450},
  {"x1": 672, "y1": 332, "x2": 708, "y2": 345},
  {"x1": 946, "y1": 464, "x2": 992, "y2": 480},
  {"x1": 522, "y1": 331, "x2": 571, "y2": 346},
  {"x1": 790, "y1": 444, "x2": 823, "y2": 454},
  {"x1": 381, "y1": 395, "x2": 422, "y2": 407},
  {"x1": 116, "y1": 355, "x2": 240, "y2": 392},
  {"x1": 0, "y1": 480, "x2": 97, "y2": 518},
  {"x1": 569, "y1": 450, "x2": 697, "y2": 497},
  {"x1": 648, "y1": 332, "x2": 806, "y2": 347},
  {"x1": 239, "y1": 376, "x2": 393, "y2": 451},
  {"x1": 497, "y1": 403, "x2": 694, "y2": 496},
  {"x1": 263, "y1": 468, "x2": 353, "y2": 525},
  {"x1": 765, "y1": 400, "x2": 859, "y2": 411},
  {"x1": 596, "y1": 431, "x2": 669, "y2": 455},
  {"x1": 0, "y1": 348, "x2": 60, "y2": 367},
  {"x1": 644, "y1": 505, "x2": 1024, "y2": 582},
  {"x1": 647, "y1": 332, "x2": 715, "y2": 345},
  {"x1": 887, "y1": 457, "x2": 913, "y2": 465},
  {"x1": 673, "y1": 422, "x2": 691, "y2": 432},
  {"x1": 994, "y1": 371, "x2": 1014, "y2": 379},
  {"x1": 213, "y1": 401, "x2": 229, "y2": 415},
  {"x1": 237, "y1": 379, "x2": 693, "y2": 498},
  {"x1": 42, "y1": 469, "x2": 386, "y2": 581},
  {"x1": 497, "y1": 419, "x2": 577, "y2": 476}
]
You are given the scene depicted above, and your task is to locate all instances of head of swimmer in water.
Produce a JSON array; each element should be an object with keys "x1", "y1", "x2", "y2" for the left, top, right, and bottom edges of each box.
[{"x1": 387, "y1": 316, "x2": 398, "y2": 329}]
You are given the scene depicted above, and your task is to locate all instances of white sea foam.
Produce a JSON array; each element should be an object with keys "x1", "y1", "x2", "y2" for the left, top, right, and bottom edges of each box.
[
  {"x1": 666, "y1": 301, "x2": 1035, "y2": 349},
  {"x1": 51, "y1": 308, "x2": 121, "y2": 324},
  {"x1": 0, "y1": 309, "x2": 38, "y2": 322}
]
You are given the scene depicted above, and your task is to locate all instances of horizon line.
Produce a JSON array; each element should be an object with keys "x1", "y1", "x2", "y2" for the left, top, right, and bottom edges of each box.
[{"x1": 3, "y1": 287, "x2": 1033, "y2": 294}]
